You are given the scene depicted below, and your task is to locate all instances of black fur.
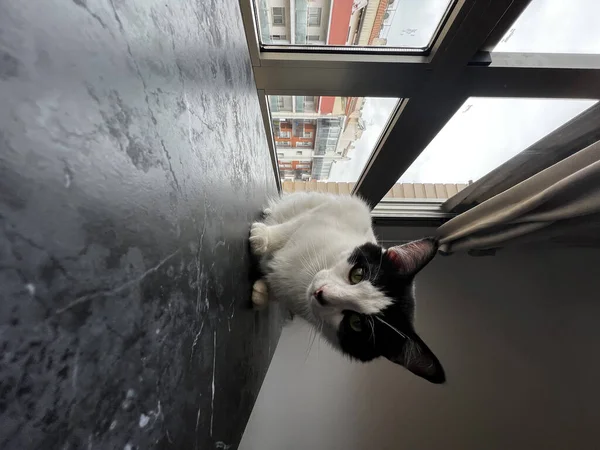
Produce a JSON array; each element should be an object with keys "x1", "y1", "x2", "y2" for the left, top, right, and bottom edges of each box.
[{"x1": 337, "y1": 241, "x2": 445, "y2": 384}]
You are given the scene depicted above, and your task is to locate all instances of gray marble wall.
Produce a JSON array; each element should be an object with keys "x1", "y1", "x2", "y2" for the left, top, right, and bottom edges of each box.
[{"x1": 0, "y1": 0, "x2": 281, "y2": 448}]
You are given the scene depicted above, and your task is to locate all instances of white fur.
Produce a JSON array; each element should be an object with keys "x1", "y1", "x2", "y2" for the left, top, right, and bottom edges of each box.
[{"x1": 250, "y1": 192, "x2": 385, "y2": 348}]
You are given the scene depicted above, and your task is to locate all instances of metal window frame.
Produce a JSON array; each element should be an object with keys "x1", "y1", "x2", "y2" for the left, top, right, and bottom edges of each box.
[{"x1": 240, "y1": 0, "x2": 600, "y2": 210}]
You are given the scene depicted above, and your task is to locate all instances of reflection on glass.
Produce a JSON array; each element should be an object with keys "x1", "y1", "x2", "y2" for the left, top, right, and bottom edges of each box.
[
  {"x1": 269, "y1": 95, "x2": 398, "y2": 182},
  {"x1": 398, "y1": 98, "x2": 597, "y2": 185},
  {"x1": 494, "y1": 0, "x2": 600, "y2": 53},
  {"x1": 255, "y1": 0, "x2": 453, "y2": 49}
]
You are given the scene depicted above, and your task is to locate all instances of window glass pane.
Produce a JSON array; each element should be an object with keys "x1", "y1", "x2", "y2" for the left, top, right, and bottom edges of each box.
[
  {"x1": 255, "y1": 0, "x2": 453, "y2": 49},
  {"x1": 398, "y1": 98, "x2": 597, "y2": 186},
  {"x1": 494, "y1": 0, "x2": 600, "y2": 53},
  {"x1": 269, "y1": 96, "x2": 398, "y2": 182}
]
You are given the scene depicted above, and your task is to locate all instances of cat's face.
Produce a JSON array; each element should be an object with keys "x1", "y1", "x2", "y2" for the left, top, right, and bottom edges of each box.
[{"x1": 308, "y1": 238, "x2": 445, "y2": 384}]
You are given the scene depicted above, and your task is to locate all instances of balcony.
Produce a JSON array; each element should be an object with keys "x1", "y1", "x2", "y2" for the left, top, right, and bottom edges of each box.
[{"x1": 295, "y1": 0, "x2": 309, "y2": 44}]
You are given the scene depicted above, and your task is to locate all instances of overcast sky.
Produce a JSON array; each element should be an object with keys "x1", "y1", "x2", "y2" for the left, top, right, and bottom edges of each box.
[{"x1": 328, "y1": 0, "x2": 600, "y2": 183}]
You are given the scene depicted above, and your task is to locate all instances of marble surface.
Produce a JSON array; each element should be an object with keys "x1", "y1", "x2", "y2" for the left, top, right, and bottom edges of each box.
[{"x1": 0, "y1": 0, "x2": 282, "y2": 448}]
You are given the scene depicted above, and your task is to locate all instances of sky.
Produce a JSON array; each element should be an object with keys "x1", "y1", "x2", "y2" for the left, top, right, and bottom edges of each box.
[{"x1": 328, "y1": 0, "x2": 600, "y2": 183}]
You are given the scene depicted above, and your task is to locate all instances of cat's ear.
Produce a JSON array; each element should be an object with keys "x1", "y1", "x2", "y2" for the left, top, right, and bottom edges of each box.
[
  {"x1": 384, "y1": 333, "x2": 445, "y2": 384},
  {"x1": 386, "y1": 238, "x2": 438, "y2": 276}
]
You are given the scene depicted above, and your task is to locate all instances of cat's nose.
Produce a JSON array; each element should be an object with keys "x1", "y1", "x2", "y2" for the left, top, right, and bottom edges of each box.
[{"x1": 314, "y1": 288, "x2": 327, "y2": 306}]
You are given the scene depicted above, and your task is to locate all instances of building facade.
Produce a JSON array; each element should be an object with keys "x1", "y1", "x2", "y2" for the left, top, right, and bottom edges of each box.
[{"x1": 259, "y1": 0, "x2": 392, "y2": 181}]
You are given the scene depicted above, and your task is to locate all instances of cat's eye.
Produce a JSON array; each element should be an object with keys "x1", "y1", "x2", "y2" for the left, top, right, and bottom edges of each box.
[
  {"x1": 348, "y1": 314, "x2": 362, "y2": 332},
  {"x1": 349, "y1": 266, "x2": 364, "y2": 285}
]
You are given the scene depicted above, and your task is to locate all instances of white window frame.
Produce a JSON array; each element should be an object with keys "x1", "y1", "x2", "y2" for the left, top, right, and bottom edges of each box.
[{"x1": 240, "y1": 0, "x2": 600, "y2": 220}]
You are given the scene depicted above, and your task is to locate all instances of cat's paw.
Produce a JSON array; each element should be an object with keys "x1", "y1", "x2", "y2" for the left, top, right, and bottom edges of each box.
[
  {"x1": 250, "y1": 222, "x2": 270, "y2": 256},
  {"x1": 251, "y1": 279, "x2": 269, "y2": 309}
]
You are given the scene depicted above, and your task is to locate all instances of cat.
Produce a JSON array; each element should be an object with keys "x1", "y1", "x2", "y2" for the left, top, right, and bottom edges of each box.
[{"x1": 249, "y1": 191, "x2": 445, "y2": 384}]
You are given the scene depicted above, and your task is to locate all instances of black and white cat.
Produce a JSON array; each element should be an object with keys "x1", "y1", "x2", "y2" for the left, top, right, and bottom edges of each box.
[{"x1": 250, "y1": 192, "x2": 445, "y2": 384}]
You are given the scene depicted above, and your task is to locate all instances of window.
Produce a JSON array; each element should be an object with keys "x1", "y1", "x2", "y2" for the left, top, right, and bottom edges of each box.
[
  {"x1": 243, "y1": 0, "x2": 600, "y2": 216},
  {"x1": 307, "y1": 7, "x2": 321, "y2": 27},
  {"x1": 272, "y1": 7, "x2": 285, "y2": 26},
  {"x1": 255, "y1": 0, "x2": 454, "y2": 49},
  {"x1": 399, "y1": 98, "x2": 597, "y2": 185},
  {"x1": 268, "y1": 95, "x2": 399, "y2": 182},
  {"x1": 494, "y1": 0, "x2": 600, "y2": 54},
  {"x1": 270, "y1": 34, "x2": 287, "y2": 41},
  {"x1": 296, "y1": 151, "x2": 303, "y2": 156},
  {"x1": 277, "y1": 152, "x2": 284, "y2": 158}
]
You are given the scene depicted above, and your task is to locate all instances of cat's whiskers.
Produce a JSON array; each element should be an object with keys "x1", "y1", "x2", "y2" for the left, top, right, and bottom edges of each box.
[
  {"x1": 300, "y1": 242, "x2": 321, "y2": 277},
  {"x1": 373, "y1": 250, "x2": 384, "y2": 281},
  {"x1": 357, "y1": 246, "x2": 374, "y2": 280},
  {"x1": 368, "y1": 315, "x2": 376, "y2": 345},
  {"x1": 375, "y1": 316, "x2": 408, "y2": 340},
  {"x1": 299, "y1": 253, "x2": 315, "y2": 276},
  {"x1": 305, "y1": 327, "x2": 314, "y2": 360},
  {"x1": 317, "y1": 241, "x2": 327, "y2": 272},
  {"x1": 305, "y1": 322, "x2": 321, "y2": 361},
  {"x1": 302, "y1": 241, "x2": 320, "y2": 276},
  {"x1": 310, "y1": 240, "x2": 325, "y2": 272},
  {"x1": 317, "y1": 319, "x2": 325, "y2": 358}
]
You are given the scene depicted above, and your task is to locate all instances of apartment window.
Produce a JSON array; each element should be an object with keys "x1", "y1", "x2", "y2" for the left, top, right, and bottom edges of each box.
[
  {"x1": 278, "y1": 130, "x2": 291, "y2": 139},
  {"x1": 307, "y1": 7, "x2": 321, "y2": 27},
  {"x1": 272, "y1": 7, "x2": 285, "y2": 26},
  {"x1": 296, "y1": 141, "x2": 313, "y2": 148},
  {"x1": 307, "y1": 35, "x2": 321, "y2": 42},
  {"x1": 277, "y1": 152, "x2": 284, "y2": 158},
  {"x1": 296, "y1": 151, "x2": 303, "y2": 156},
  {"x1": 303, "y1": 131, "x2": 314, "y2": 138},
  {"x1": 270, "y1": 34, "x2": 287, "y2": 41}
]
